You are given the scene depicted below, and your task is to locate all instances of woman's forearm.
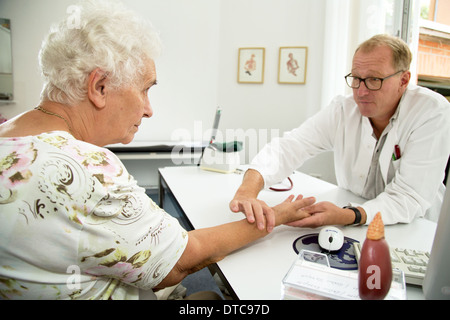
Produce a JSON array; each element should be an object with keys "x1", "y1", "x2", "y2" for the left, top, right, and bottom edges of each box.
[
  {"x1": 157, "y1": 195, "x2": 314, "y2": 289},
  {"x1": 156, "y1": 219, "x2": 267, "y2": 289}
]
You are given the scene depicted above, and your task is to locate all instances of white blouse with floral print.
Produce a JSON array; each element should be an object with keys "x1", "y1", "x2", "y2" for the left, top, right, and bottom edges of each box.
[{"x1": 0, "y1": 131, "x2": 188, "y2": 299}]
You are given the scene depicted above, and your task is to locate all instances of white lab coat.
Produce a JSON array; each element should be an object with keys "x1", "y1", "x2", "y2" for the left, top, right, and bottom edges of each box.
[{"x1": 250, "y1": 85, "x2": 450, "y2": 225}]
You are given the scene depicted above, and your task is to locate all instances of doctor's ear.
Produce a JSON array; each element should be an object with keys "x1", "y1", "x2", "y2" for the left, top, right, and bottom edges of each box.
[
  {"x1": 87, "y1": 69, "x2": 109, "y2": 109},
  {"x1": 400, "y1": 71, "x2": 411, "y2": 88}
]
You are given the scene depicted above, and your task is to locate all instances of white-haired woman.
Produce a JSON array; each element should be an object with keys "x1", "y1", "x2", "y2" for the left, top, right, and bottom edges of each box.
[{"x1": 0, "y1": 0, "x2": 314, "y2": 300}]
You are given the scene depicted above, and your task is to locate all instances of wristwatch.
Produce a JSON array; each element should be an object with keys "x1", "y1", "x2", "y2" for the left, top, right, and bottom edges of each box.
[{"x1": 343, "y1": 206, "x2": 362, "y2": 226}]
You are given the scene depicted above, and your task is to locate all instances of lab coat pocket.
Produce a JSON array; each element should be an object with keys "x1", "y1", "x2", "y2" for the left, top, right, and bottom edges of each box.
[
  {"x1": 387, "y1": 158, "x2": 400, "y2": 184},
  {"x1": 392, "y1": 158, "x2": 401, "y2": 171}
]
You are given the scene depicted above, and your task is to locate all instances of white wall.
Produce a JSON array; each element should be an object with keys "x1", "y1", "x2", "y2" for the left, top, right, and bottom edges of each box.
[
  {"x1": 216, "y1": 0, "x2": 325, "y2": 135},
  {"x1": 0, "y1": 0, "x2": 71, "y2": 115}
]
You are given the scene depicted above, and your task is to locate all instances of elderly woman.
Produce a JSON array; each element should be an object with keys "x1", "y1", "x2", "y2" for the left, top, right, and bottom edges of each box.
[{"x1": 0, "y1": 0, "x2": 314, "y2": 300}]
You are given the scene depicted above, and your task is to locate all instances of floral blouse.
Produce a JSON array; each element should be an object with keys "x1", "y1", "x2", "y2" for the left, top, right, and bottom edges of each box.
[{"x1": 0, "y1": 131, "x2": 188, "y2": 299}]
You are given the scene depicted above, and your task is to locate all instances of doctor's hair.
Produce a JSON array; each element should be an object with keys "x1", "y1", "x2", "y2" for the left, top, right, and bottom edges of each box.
[
  {"x1": 355, "y1": 34, "x2": 412, "y2": 72},
  {"x1": 38, "y1": 0, "x2": 162, "y2": 106}
]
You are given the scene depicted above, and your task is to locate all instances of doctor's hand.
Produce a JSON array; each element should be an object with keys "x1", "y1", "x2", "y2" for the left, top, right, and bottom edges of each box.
[
  {"x1": 230, "y1": 194, "x2": 315, "y2": 232},
  {"x1": 229, "y1": 196, "x2": 275, "y2": 232},
  {"x1": 230, "y1": 169, "x2": 316, "y2": 233},
  {"x1": 285, "y1": 201, "x2": 358, "y2": 228}
]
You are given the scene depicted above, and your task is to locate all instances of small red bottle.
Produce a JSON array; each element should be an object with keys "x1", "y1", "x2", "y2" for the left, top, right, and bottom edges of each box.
[{"x1": 358, "y1": 212, "x2": 393, "y2": 300}]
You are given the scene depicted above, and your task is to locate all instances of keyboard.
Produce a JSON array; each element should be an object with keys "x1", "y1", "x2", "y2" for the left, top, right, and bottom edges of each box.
[
  {"x1": 354, "y1": 243, "x2": 429, "y2": 286},
  {"x1": 390, "y1": 248, "x2": 429, "y2": 286}
]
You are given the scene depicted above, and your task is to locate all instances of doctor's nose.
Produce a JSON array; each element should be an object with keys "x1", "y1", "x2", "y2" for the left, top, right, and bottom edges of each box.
[{"x1": 356, "y1": 81, "x2": 371, "y2": 96}]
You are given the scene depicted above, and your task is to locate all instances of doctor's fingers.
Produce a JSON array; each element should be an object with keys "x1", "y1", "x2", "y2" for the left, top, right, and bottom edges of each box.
[
  {"x1": 288, "y1": 213, "x2": 326, "y2": 228},
  {"x1": 238, "y1": 199, "x2": 271, "y2": 230}
]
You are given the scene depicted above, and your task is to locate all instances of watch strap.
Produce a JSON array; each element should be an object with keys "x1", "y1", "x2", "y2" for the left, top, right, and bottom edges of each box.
[{"x1": 343, "y1": 206, "x2": 362, "y2": 225}]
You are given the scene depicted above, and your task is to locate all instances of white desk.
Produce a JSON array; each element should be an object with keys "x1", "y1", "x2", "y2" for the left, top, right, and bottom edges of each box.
[{"x1": 158, "y1": 166, "x2": 437, "y2": 300}]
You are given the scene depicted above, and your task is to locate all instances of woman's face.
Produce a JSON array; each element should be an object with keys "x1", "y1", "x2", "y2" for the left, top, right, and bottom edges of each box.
[{"x1": 104, "y1": 59, "x2": 157, "y2": 145}]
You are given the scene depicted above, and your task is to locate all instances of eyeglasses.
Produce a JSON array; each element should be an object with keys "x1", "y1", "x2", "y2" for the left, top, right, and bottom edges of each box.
[{"x1": 345, "y1": 70, "x2": 404, "y2": 91}]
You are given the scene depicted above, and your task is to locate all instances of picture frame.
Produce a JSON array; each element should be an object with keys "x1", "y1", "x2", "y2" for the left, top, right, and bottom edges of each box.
[
  {"x1": 278, "y1": 47, "x2": 308, "y2": 84},
  {"x1": 237, "y1": 47, "x2": 265, "y2": 84}
]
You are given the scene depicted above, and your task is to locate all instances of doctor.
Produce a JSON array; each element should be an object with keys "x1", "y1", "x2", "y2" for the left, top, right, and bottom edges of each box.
[{"x1": 230, "y1": 34, "x2": 450, "y2": 232}]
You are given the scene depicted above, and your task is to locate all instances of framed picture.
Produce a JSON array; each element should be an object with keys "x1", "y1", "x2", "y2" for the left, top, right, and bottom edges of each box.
[
  {"x1": 278, "y1": 47, "x2": 308, "y2": 84},
  {"x1": 237, "y1": 47, "x2": 265, "y2": 84}
]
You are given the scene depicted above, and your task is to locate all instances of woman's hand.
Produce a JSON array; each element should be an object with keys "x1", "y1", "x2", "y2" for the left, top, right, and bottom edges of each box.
[
  {"x1": 230, "y1": 194, "x2": 315, "y2": 232},
  {"x1": 272, "y1": 194, "x2": 315, "y2": 226}
]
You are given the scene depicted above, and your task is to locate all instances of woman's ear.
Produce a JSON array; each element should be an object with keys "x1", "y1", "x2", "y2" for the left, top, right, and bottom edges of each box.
[{"x1": 87, "y1": 68, "x2": 108, "y2": 109}]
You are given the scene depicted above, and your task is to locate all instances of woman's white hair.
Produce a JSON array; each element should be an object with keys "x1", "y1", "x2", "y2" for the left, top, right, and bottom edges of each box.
[{"x1": 39, "y1": 0, "x2": 162, "y2": 106}]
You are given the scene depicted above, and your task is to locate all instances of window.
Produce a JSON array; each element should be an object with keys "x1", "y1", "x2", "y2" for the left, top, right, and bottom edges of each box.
[{"x1": 417, "y1": 0, "x2": 450, "y2": 100}]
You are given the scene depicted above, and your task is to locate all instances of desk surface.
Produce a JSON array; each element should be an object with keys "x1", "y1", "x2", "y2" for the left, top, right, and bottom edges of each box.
[{"x1": 159, "y1": 166, "x2": 437, "y2": 300}]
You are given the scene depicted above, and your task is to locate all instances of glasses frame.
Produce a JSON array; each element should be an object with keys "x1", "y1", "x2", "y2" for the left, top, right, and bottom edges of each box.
[{"x1": 345, "y1": 70, "x2": 404, "y2": 91}]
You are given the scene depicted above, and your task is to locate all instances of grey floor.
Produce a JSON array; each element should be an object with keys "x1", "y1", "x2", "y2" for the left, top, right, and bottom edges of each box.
[{"x1": 147, "y1": 190, "x2": 225, "y2": 299}]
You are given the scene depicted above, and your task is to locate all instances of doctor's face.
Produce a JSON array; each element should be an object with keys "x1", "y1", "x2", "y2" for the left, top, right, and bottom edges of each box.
[{"x1": 351, "y1": 45, "x2": 410, "y2": 124}]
